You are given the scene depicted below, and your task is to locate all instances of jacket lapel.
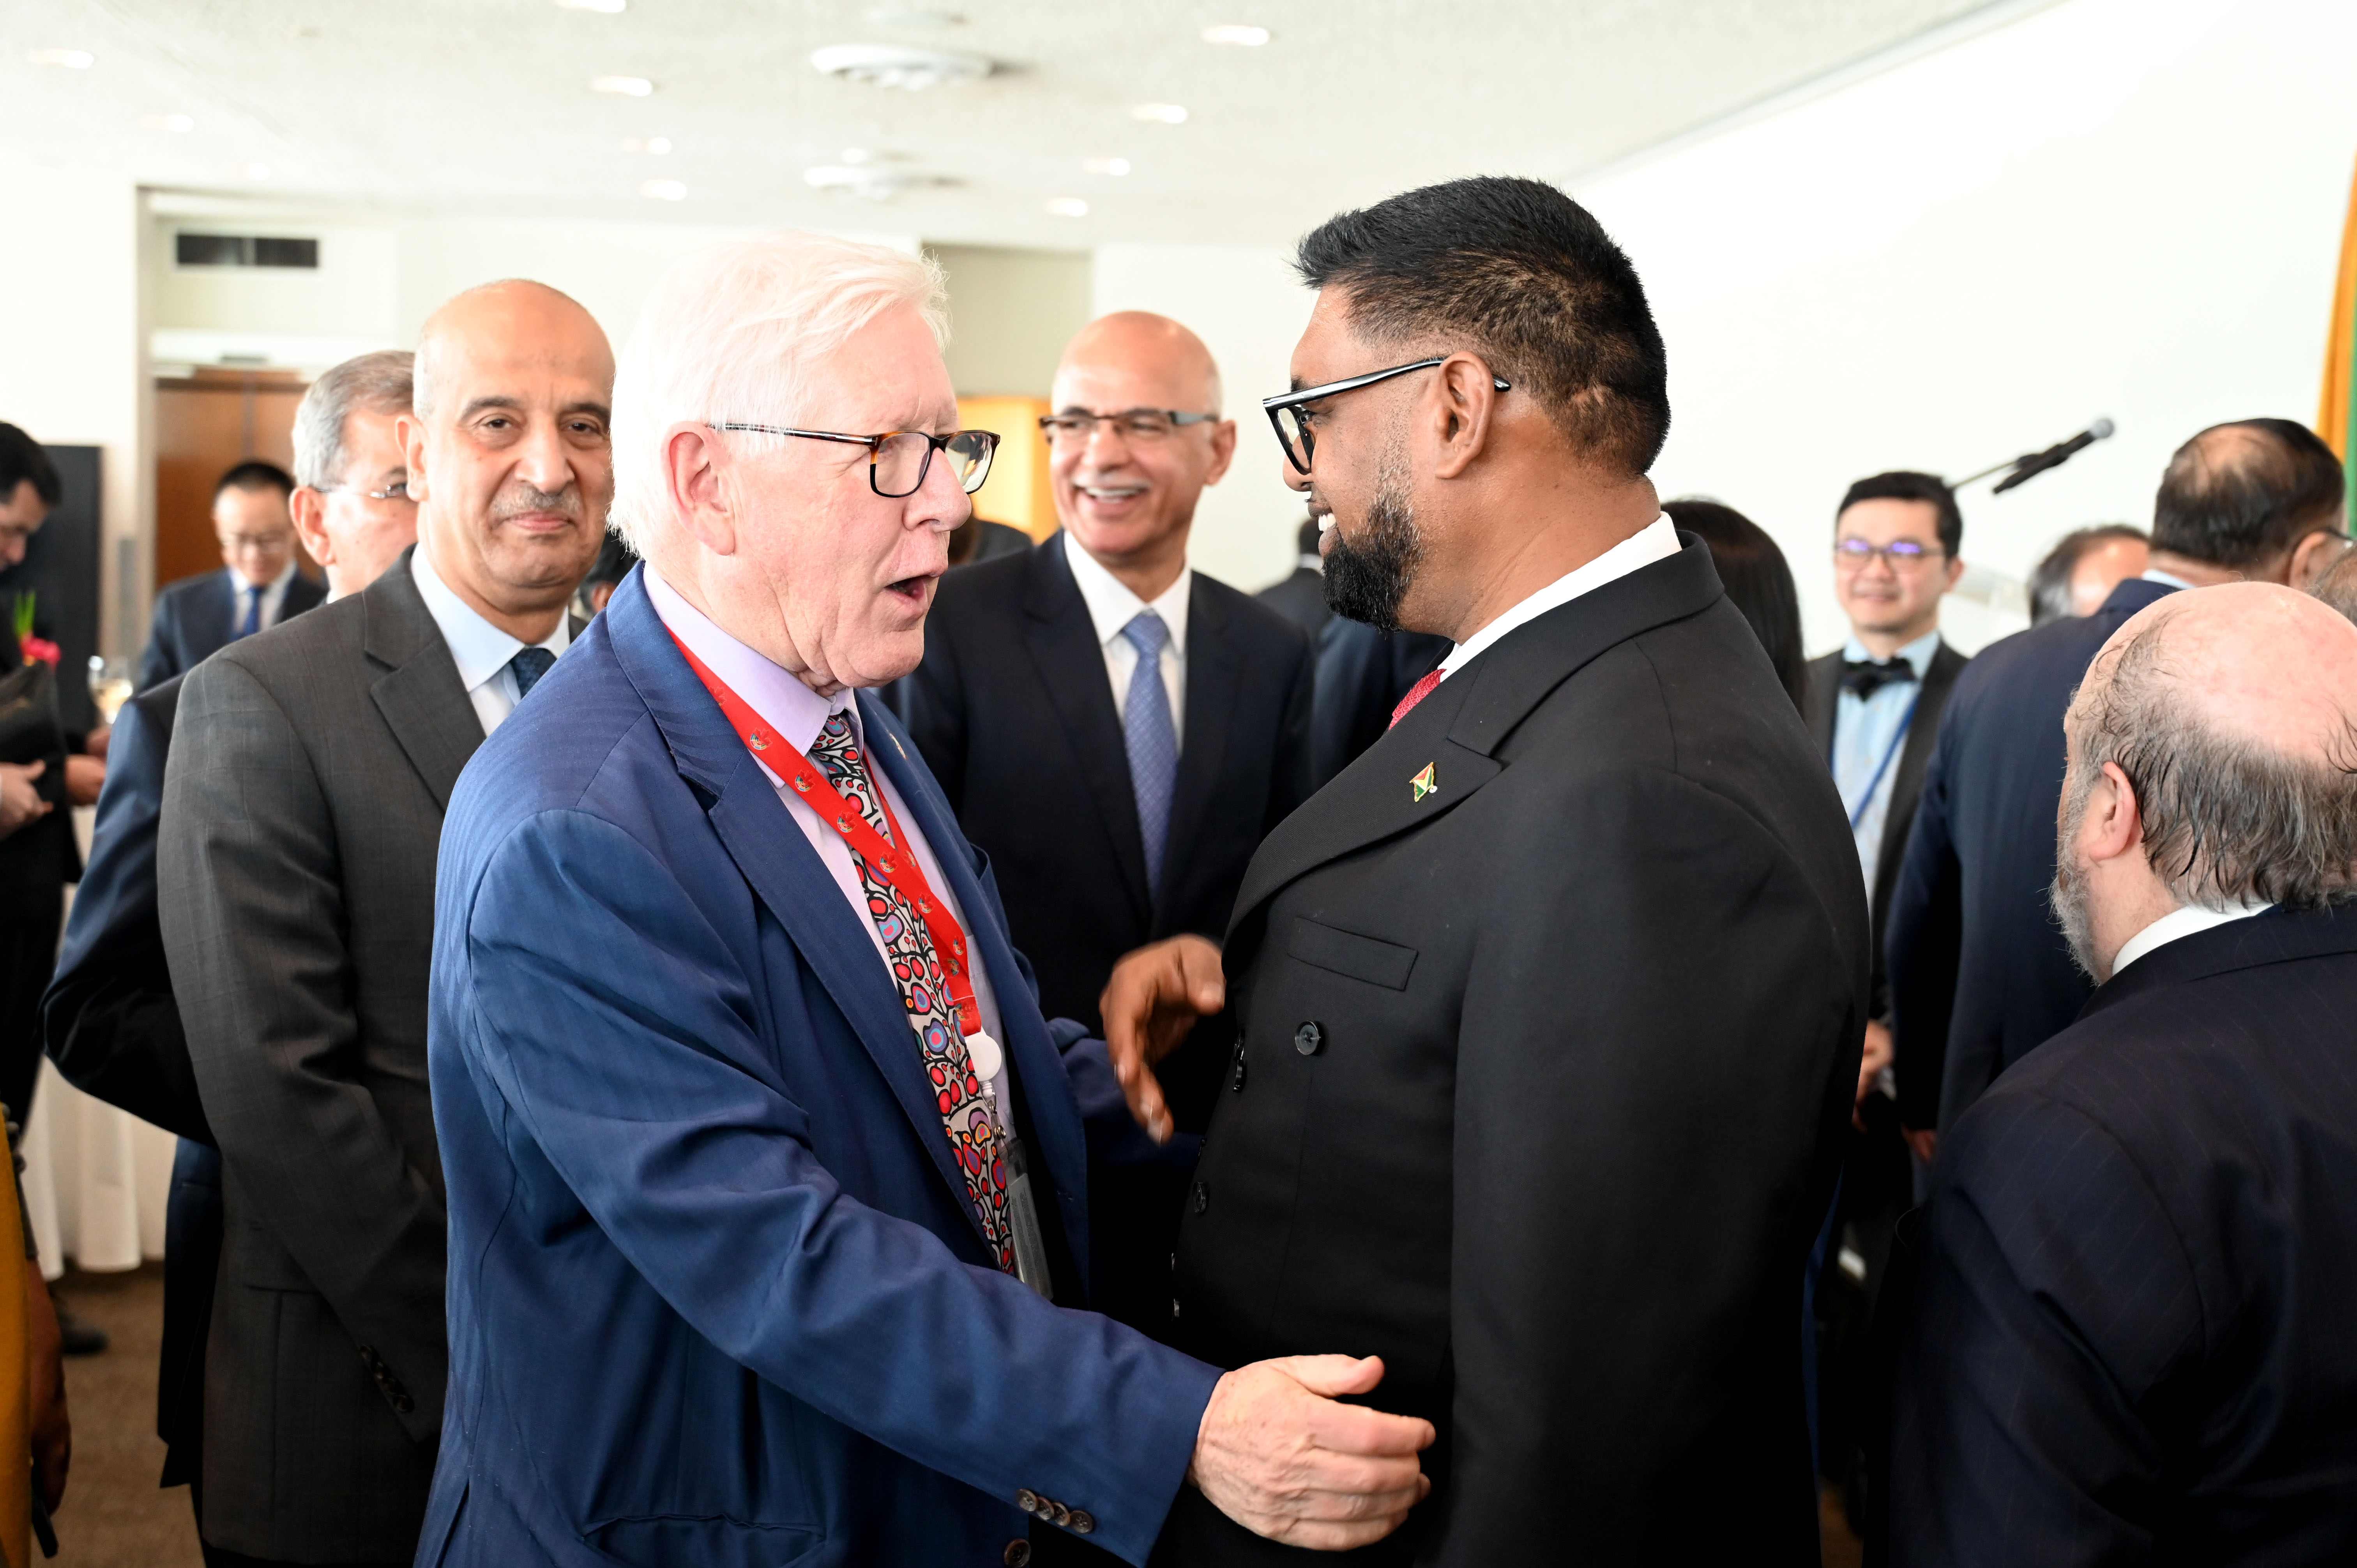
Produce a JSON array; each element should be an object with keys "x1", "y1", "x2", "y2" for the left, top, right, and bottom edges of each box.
[
  {"x1": 1227, "y1": 539, "x2": 1726, "y2": 943},
  {"x1": 1805, "y1": 653, "x2": 1841, "y2": 761},
  {"x1": 1156, "y1": 577, "x2": 1239, "y2": 931},
  {"x1": 1875, "y1": 639, "x2": 1966, "y2": 885},
  {"x1": 1022, "y1": 539, "x2": 1155, "y2": 926},
  {"x1": 363, "y1": 552, "x2": 483, "y2": 812},
  {"x1": 604, "y1": 576, "x2": 993, "y2": 1243}
]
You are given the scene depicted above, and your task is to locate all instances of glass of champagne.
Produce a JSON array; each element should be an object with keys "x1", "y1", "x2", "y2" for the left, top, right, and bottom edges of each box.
[{"x1": 87, "y1": 656, "x2": 133, "y2": 726}]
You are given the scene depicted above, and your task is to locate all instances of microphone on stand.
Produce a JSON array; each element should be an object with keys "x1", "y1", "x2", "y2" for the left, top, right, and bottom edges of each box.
[{"x1": 1952, "y1": 418, "x2": 2116, "y2": 493}]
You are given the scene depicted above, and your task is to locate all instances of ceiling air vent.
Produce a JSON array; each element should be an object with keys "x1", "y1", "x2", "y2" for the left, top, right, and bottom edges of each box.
[{"x1": 175, "y1": 233, "x2": 320, "y2": 269}]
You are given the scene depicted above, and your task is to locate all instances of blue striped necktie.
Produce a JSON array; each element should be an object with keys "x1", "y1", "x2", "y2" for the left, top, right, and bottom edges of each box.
[{"x1": 1120, "y1": 610, "x2": 1179, "y2": 897}]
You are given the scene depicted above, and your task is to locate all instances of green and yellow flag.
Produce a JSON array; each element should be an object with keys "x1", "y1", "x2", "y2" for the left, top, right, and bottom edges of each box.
[{"x1": 2318, "y1": 155, "x2": 2357, "y2": 524}]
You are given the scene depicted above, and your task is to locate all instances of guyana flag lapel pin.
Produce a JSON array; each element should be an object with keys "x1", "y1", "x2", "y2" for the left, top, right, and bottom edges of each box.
[{"x1": 1410, "y1": 763, "x2": 1437, "y2": 802}]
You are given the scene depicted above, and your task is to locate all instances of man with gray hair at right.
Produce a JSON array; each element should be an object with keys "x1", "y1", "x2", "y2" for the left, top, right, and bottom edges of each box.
[{"x1": 1891, "y1": 582, "x2": 2357, "y2": 1566}]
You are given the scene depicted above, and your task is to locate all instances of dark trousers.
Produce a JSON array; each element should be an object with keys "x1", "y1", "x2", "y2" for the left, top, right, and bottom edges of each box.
[{"x1": 0, "y1": 886, "x2": 64, "y2": 1117}]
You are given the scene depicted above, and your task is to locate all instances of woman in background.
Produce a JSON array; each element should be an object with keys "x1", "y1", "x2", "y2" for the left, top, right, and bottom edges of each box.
[{"x1": 1665, "y1": 498, "x2": 1807, "y2": 709}]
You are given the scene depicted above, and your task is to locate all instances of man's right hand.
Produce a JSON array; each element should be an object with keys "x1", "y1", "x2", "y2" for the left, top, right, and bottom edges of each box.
[
  {"x1": 1189, "y1": 1355, "x2": 1433, "y2": 1549},
  {"x1": 0, "y1": 761, "x2": 51, "y2": 837},
  {"x1": 1099, "y1": 934, "x2": 1224, "y2": 1143}
]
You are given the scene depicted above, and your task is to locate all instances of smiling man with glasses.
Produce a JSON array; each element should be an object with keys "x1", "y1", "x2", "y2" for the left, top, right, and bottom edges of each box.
[
  {"x1": 1102, "y1": 175, "x2": 1869, "y2": 1563},
  {"x1": 135, "y1": 459, "x2": 327, "y2": 691}
]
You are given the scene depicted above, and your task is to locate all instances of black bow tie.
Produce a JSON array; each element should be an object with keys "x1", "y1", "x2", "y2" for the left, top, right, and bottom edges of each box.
[{"x1": 1841, "y1": 658, "x2": 1918, "y2": 701}]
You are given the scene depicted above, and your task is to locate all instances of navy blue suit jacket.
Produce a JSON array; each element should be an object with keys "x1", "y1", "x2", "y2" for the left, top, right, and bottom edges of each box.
[
  {"x1": 136, "y1": 567, "x2": 327, "y2": 692},
  {"x1": 422, "y1": 572, "x2": 1221, "y2": 1568},
  {"x1": 1892, "y1": 905, "x2": 2357, "y2": 1565},
  {"x1": 1883, "y1": 577, "x2": 2175, "y2": 1130}
]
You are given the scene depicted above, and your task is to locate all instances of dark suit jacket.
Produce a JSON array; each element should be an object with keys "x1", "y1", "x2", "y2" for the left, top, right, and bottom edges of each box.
[
  {"x1": 903, "y1": 535, "x2": 1315, "y2": 1111},
  {"x1": 422, "y1": 570, "x2": 1218, "y2": 1568},
  {"x1": 1892, "y1": 905, "x2": 2357, "y2": 1566},
  {"x1": 1255, "y1": 564, "x2": 1328, "y2": 639},
  {"x1": 136, "y1": 566, "x2": 326, "y2": 692},
  {"x1": 40, "y1": 673, "x2": 220, "y2": 1486},
  {"x1": 1883, "y1": 578, "x2": 2174, "y2": 1131},
  {"x1": 1802, "y1": 638, "x2": 1968, "y2": 1019},
  {"x1": 1161, "y1": 539, "x2": 1868, "y2": 1564},
  {"x1": 1310, "y1": 618, "x2": 1451, "y2": 789},
  {"x1": 157, "y1": 550, "x2": 473, "y2": 1561}
]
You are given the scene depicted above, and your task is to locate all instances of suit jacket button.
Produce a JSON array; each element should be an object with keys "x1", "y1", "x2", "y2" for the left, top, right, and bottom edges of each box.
[
  {"x1": 1050, "y1": 1502, "x2": 1072, "y2": 1527},
  {"x1": 392, "y1": 1393, "x2": 415, "y2": 1414},
  {"x1": 1071, "y1": 1510, "x2": 1096, "y2": 1535},
  {"x1": 1016, "y1": 1489, "x2": 1038, "y2": 1513},
  {"x1": 1170, "y1": 1298, "x2": 1181, "y2": 1320},
  {"x1": 1004, "y1": 1542, "x2": 1033, "y2": 1566},
  {"x1": 1294, "y1": 1021, "x2": 1322, "y2": 1056},
  {"x1": 1191, "y1": 1181, "x2": 1209, "y2": 1214}
]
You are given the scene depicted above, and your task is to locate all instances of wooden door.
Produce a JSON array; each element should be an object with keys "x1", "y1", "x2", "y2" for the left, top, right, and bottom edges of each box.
[
  {"x1": 956, "y1": 396, "x2": 1056, "y2": 541},
  {"x1": 154, "y1": 368, "x2": 315, "y2": 590}
]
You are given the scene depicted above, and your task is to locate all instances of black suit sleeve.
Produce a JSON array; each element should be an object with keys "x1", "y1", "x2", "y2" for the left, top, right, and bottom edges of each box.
[
  {"x1": 1891, "y1": 1092, "x2": 2196, "y2": 1566},
  {"x1": 1886, "y1": 719, "x2": 1963, "y2": 1130},
  {"x1": 1262, "y1": 622, "x2": 1313, "y2": 836},
  {"x1": 41, "y1": 685, "x2": 212, "y2": 1142},
  {"x1": 1446, "y1": 767, "x2": 1855, "y2": 1558},
  {"x1": 901, "y1": 610, "x2": 969, "y2": 812}
]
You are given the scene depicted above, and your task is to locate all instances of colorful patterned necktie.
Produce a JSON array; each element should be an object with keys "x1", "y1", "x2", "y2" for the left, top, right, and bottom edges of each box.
[{"x1": 806, "y1": 708, "x2": 1017, "y2": 1274}]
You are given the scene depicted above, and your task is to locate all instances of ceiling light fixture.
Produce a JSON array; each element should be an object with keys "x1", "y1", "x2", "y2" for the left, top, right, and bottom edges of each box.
[
  {"x1": 810, "y1": 44, "x2": 991, "y2": 90},
  {"x1": 246, "y1": 163, "x2": 271, "y2": 180},
  {"x1": 1201, "y1": 25, "x2": 1270, "y2": 46},
  {"x1": 640, "y1": 178, "x2": 687, "y2": 201},
  {"x1": 141, "y1": 113, "x2": 196, "y2": 132},
  {"x1": 622, "y1": 136, "x2": 673, "y2": 154},
  {"x1": 590, "y1": 75, "x2": 655, "y2": 96},
  {"x1": 1131, "y1": 102, "x2": 1187, "y2": 124},
  {"x1": 804, "y1": 164, "x2": 944, "y2": 200},
  {"x1": 555, "y1": 0, "x2": 628, "y2": 11},
  {"x1": 866, "y1": 7, "x2": 962, "y2": 25},
  {"x1": 1081, "y1": 157, "x2": 1130, "y2": 177},
  {"x1": 29, "y1": 49, "x2": 95, "y2": 69},
  {"x1": 1044, "y1": 197, "x2": 1090, "y2": 218}
]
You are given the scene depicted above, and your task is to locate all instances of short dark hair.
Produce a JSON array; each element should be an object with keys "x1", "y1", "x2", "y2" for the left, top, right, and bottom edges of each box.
[
  {"x1": 2030, "y1": 524, "x2": 2147, "y2": 625},
  {"x1": 1293, "y1": 176, "x2": 1670, "y2": 476},
  {"x1": 0, "y1": 424, "x2": 62, "y2": 508},
  {"x1": 2151, "y1": 418, "x2": 2345, "y2": 569},
  {"x1": 1664, "y1": 498, "x2": 1806, "y2": 711},
  {"x1": 1836, "y1": 470, "x2": 1961, "y2": 558},
  {"x1": 216, "y1": 459, "x2": 295, "y2": 500}
]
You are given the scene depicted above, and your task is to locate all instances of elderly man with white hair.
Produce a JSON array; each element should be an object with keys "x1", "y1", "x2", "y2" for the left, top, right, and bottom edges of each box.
[{"x1": 422, "y1": 232, "x2": 1433, "y2": 1567}]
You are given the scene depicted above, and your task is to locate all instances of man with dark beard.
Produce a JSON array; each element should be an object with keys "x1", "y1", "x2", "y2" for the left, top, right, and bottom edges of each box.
[
  {"x1": 1893, "y1": 584, "x2": 2357, "y2": 1566},
  {"x1": 1099, "y1": 177, "x2": 1867, "y2": 1561}
]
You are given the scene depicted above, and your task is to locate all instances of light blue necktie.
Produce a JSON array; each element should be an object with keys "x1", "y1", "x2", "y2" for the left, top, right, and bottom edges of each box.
[
  {"x1": 1120, "y1": 610, "x2": 1179, "y2": 897},
  {"x1": 234, "y1": 585, "x2": 260, "y2": 639}
]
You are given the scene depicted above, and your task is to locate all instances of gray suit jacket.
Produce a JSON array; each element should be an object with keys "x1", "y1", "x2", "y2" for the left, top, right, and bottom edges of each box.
[{"x1": 158, "y1": 550, "x2": 484, "y2": 1562}]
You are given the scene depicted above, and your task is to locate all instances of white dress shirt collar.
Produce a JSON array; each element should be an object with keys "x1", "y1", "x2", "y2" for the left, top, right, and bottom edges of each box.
[
  {"x1": 642, "y1": 566, "x2": 850, "y2": 775},
  {"x1": 1439, "y1": 514, "x2": 1681, "y2": 677},
  {"x1": 1062, "y1": 530, "x2": 1191, "y2": 655},
  {"x1": 2142, "y1": 567, "x2": 2199, "y2": 592},
  {"x1": 409, "y1": 540, "x2": 570, "y2": 732},
  {"x1": 230, "y1": 559, "x2": 299, "y2": 622},
  {"x1": 2110, "y1": 897, "x2": 2274, "y2": 977}
]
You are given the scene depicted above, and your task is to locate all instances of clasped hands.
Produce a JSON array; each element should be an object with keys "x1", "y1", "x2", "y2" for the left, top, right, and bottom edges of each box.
[{"x1": 1101, "y1": 936, "x2": 1434, "y2": 1550}]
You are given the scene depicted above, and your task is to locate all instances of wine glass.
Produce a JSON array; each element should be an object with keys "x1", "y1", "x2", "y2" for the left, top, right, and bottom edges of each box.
[{"x1": 87, "y1": 656, "x2": 133, "y2": 726}]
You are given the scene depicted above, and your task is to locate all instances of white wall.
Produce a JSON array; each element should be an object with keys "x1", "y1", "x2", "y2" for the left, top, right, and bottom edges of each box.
[
  {"x1": 1093, "y1": 243, "x2": 1316, "y2": 592},
  {"x1": 0, "y1": 171, "x2": 147, "y2": 653}
]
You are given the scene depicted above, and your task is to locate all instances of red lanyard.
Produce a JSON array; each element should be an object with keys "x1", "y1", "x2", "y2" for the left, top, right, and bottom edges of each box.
[{"x1": 667, "y1": 629, "x2": 983, "y2": 1037}]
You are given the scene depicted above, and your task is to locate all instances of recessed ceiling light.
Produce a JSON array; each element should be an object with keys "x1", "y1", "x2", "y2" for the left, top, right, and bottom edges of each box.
[
  {"x1": 246, "y1": 163, "x2": 271, "y2": 180},
  {"x1": 29, "y1": 49, "x2": 95, "y2": 69},
  {"x1": 811, "y1": 43, "x2": 991, "y2": 90},
  {"x1": 141, "y1": 113, "x2": 196, "y2": 132},
  {"x1": 1044, "y1": 196, "x2": 1090, "y2": 218},
  {"x1": 867, "y1": 6, "x2": 962, "y2": 25},
  {"x1": 622, "y1": 136, "x2": 673, "y2": 154},
  {"x1": 1201, "y1": 25, "x2": 1270, "y2": 46},
  {"x1": 590, "y1": 75, "x2": 655, "y2": 96},
  {"x1": 1131, "y1": 102, "x2": 1187, "y2": 124},
  {"x1": 645, "y1": 136, "x2": 671, "y2": 155},
  {"x1": 641, "y1": 178, "x2": 687, "y2": 201},
  {"x1": 556, "y1": 0, "x2": 628, "y2": 11},
  {"x1": 1081, "y1": 157, "x2": 1130, "y2": 177}
]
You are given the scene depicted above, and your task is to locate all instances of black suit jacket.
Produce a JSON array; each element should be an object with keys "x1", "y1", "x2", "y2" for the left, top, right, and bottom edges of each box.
[
  {"x1": 1883, "y1": 578, "x2": 2174, "y2": 1131},
  {"x1": 1802, "y1": 638, "x2": 1968, "y2": 1018},
  {"x1": 1160, "y1": 539, "x2": 1867, "y2": 1564},
  {"x1": 1255, "y1": 564, "x2": 1329, "y2": 639},
  {"x1": 1311, "y1": 618, "x2": 1452, "y2": 789},
  {"x1": 1892, "y1": 905, "x2": 2357, "y2": 1566},
  {"x1": 136, "y1": 567, "x2": 326, "y2": 692},
  {"x1": 39, "y1": 673, "x2": 222, "y2": 1487}
]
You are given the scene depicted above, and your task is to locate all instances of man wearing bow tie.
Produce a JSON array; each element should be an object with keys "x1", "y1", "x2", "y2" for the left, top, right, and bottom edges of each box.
[{"x1": 1803, "y1": 472, "x2": 1969, "y2": 1120}]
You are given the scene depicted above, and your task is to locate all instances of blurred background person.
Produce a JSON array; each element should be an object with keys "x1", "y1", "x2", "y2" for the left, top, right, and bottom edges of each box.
[
  {"x1": 43, "y1": 348, "x2": 420, "y2": 1539},
  {"x1": 1887, "y1": 417, "x2": 2349, "y2": 1165},
  {"x1": 135, "y1": 461, "x2": 324, "y2": 691},
  {"x1": 943, "y1": 510, "x2": 1032, "y2": 569},
  {"x1": 902, "y1": 311, "x2": 1313, "y2": 1337},
  {"x1": 575, "y1": 531, "x2": 639, "y2": 618},
  {"x1": 157, "y1": 282, "x2": 606, "y2": 1566},
  {"x1": 2309, "y1": 540, "x2": 2357, "y2": 622},
  {"x1": 1894, "y1": 584, "x2": 2357, "y2": 1566},
  {"x1": 2028, "y1": 523, "x2": 2150, "y2": 624},
  {"x1": 1256, "y1": 515, "x2": 1328, "y2": 636},
  {"x1": 1665, "y1": 497, "x2": 1806, "y2": 707}
]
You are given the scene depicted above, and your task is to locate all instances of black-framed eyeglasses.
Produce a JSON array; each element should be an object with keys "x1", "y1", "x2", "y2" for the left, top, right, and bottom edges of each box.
[
  {"x1": 1833, "y1": 539, "x2": 1944, "y2": 570},
  {"x1": 1261, "y1": 356, "x2": 1512, "y2": 475},
  {"x1": 712, "y1": 423, "x2": 1000, "y2": 498},
  {"x1": 1038, "y1": 408, "x2": 1219, "y2": 446}
]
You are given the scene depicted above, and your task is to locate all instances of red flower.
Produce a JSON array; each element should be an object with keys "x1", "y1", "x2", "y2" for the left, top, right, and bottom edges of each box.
[{"x1": 19, "y1": 636, "x2": 60, "y2": 668}]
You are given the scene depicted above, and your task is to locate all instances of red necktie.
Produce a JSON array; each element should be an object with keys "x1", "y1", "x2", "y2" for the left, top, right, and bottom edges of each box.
[{"x1": 1389, "y1": 669, "x2": 1444, "y2": 729}]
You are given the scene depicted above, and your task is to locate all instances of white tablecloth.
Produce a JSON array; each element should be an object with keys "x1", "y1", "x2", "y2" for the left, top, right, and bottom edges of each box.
[{"x1": 17, "y1": 805, "x2": 177, "y2": 1281}]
